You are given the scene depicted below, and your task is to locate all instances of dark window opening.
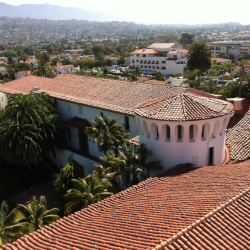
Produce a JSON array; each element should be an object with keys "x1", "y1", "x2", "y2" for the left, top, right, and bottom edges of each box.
[
  {"x1": 124, "y1": 116, "x2": 129, "y2": 131},
  {"x1": 190, "y1": 125, "x2": 194, "y2": 139},
  {"x1": 178, "y1": 125, "x2": 182, "y2": 140},
  {"x1": 100, "y1": 112, "x2": 103, "y2": 117},
  {"x1": 67, "y1": 126, "x2": 71, "y2": 141},
  {"x1": 167, "y1": 125, "x2": 170, "y2": 139},
  {"x1": 201, "y1": 125, "x2": 205, "y2": 138}
]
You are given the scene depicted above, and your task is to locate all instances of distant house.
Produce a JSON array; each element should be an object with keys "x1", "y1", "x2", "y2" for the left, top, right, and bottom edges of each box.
[
  {"x1": 14, "y1": 70, "x2": 31, "y2": 79},
  {"x1": 54, "y1": 64, "x2": 74, "y2": 74}
]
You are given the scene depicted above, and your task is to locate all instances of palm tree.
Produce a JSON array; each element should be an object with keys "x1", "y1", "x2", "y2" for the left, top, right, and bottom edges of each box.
[
  {"x1": 0, "y1": 200, "x2": 29, "y2": 245},
  {"x1": 46, "y1": 45, "x2": 54, "y2": 55},
  {"x1": 15, "y1": 196, "x2": 60, "y2": 231},
  {"x1": 85, "y1": 115, "x2": 128, "y2": 155},
  {"x1": 54, "y1": 160, "x2": 85, "y2": 204},
  {"x1": 0, "y1": 93, "x2": 66, "y2": 169},
  {"x1": 64, "y1": 174, "x2": 113, "y2": 215},
  {"x1": 137, "y1": 143, "x2": 163, "y2": 177},
  {"x1": 187, "y1": 42, "x2": 212, "y2": 75},
  {"x1": 182, "y1": 69, "x2": 202, "y2": 89},
  {"x1": 236, "y1": 59, "x2": 250, "y2": 97},
  {"x1": 31, "y1": 56, "x2": 56, "y2": 78},
  {"x1": 134, "y1": 65, "x2": 142, "y2": 77}
]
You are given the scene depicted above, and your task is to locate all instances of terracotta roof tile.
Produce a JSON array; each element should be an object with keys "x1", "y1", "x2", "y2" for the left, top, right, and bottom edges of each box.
[
  {"x1": 134, "y1": 93, "x2": 234, "y2": 121},
  {"x1": 0, "y1": 75, "x2": 187, "y2": 116},
  {"x1": 226, "y1": 110, "x2": 250, "y2": 162},
  {"x1": 128, "y1": 135, "x2": 140, "y2": 146},
  {"x1": 3, "y1": 163, "x2": 250, "y2": 249}
]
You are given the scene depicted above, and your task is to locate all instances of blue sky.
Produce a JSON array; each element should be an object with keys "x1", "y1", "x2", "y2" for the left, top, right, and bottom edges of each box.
[{"x1": 1, "y1": 0, "x2": 250, "y2": 25}]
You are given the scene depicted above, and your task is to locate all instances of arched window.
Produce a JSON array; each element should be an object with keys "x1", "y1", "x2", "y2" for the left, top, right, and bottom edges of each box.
[
  {"x1": 151, "y1": 123, "x2": 159, "y2": 140},
  {"x1": 189, "y1": 125, "x2": 194, "y2": 139},
  {"x1": 167, "y1": 125, "x2": 170, "y2": 140},
  {"x1": 137, "y1": 118, "x2": 142, "y2": 133},
  {"x1": 176, "y1": 125, "x2": 183, "y2": 141},
  {"x1": 212, "y1": 120, "x2": 221, "y2": 138},
  {"x1": 142, "y1": 120, "x2": 150, "y2": 137},
  {"x1": 162, "y1": 124, "x2": 171, "y2": 141},
  {"x1": 189, "y1": 124, "x2": 198, "y2": 142},
  {"x1": 220, "y1": 117, "x2": 228, "y2": 135},
  {"x1": 201, "y1": 123, "x2": 211, "y2": 140}
]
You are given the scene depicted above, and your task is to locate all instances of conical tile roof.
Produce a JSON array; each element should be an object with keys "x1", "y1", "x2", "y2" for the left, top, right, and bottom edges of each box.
[{"x1": 134, "y1": 93, "x2": 234, "y2": 121}]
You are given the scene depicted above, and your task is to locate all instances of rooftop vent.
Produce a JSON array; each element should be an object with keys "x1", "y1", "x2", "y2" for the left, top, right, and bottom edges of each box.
[{"x1": 33, "y1": 87, "x2": 39, "y2": 91}]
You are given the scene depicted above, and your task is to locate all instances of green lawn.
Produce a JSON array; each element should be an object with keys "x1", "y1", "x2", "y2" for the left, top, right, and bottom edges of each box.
[{"x1": 0, "y1": 174, "x2": 25, "y2": 204}]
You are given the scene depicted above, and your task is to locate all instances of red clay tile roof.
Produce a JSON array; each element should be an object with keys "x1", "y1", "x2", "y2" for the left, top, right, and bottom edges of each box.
[
  {"x1": 131, "y1": 48, "x2": 158, "y2": 54},
  {"x1": 154, "y1": 183, "x2": 250, "y2": 250},
  {"x1": 65, "y1": 116, "x2": 91, "y2": 129},
  {"x1": 3, "y1": 163, "x2": 250, "y2": 250},
  {"x1": 134, "y1": 93, "x2": 234, "y2": 121},
  {"x1": 145, "y1": 80, "x2": 166, "y2": 85},
  {"x1": 16, "y1": 70, "x2": 31, "y2": 75},
  {"x1": 138, "y1": 76, "x2": 149, "y2": 82},
  {"x1": 0, "y1": 75, "x2": 187, "y2": 116},
  {"x1": 226, "y1": 110, "x2": 250, "y2": 163},
  {"x1": 128, "y1": 135, "x2": 140, "y2": 146}
]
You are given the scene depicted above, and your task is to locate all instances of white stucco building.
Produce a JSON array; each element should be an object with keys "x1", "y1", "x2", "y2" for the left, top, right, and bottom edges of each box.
[
  {"x1": 128, "y1": 43, "x2": 187, "y2": 76},
  {"x1": 0, "y1": 74, "x2": 233, "y2": 174},
  {"x1": 208, "y1": 41, "x2": 250, "y2": 61}
]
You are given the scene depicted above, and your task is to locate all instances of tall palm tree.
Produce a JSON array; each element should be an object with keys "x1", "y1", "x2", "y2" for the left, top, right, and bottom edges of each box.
[
  {"x1": 31, "y1": 56, "x2": 56, "y2": 78},
  {"x1": 187, "y1": 42, "x2": 212, "y2": 75},
  {"x1": 0, "y1": 200, "x2": 28, "y2": 245},
  {"x1": 85, "y1": 115, "x2": 128, "y2": 155},
  {"x1": 15, "y1": 196, "x2": 60, "y2": 231},
  {"x1": 0, "y1": 93, "x2": 66, "y2": 169},
  {"x1": 64, "y1": 174, "x2": 113, "y2": 215},
  {"x1": 236, "y1": 59, "x2": 250, "y2": 97},
  {"x1": 46, "y1": 45, "x2": 54, "y2": 55}
]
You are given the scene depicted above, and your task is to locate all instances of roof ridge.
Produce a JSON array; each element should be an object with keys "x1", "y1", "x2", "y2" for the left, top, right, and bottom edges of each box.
[{"x1": 152, "y1": 186, "x2": 250, "y2": 250}]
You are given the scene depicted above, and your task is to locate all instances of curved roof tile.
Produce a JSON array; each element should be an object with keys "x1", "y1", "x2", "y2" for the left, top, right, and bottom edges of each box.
[{"x1": 134, "y1": 93, "x2": 234, "y2": 121}]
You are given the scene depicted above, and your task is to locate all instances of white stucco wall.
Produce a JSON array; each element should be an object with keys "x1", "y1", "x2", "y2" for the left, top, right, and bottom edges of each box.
[
  {"x1": 136, "y1": 113, "x2": 231, "y2": 171},
  {"x1": 0, "y1": 92, "x2": 8, "y2": 110},
  {"x1": 50, "y1": 149, "x2": 99, "y2": 175}
]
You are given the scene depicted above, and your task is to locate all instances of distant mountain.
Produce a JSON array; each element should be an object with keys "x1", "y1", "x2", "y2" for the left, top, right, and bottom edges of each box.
[{"x1": 0, "y1": 2, "x2": 121, "y2": 21}]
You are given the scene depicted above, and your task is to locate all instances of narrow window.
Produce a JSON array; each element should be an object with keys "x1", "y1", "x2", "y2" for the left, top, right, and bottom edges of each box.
[
  {"x1": 100, "y1": 112, "x2": 103, "y2": 117},
  {"x1": 67, "y1": 126, "x2": 71, "y2": 140},
  {"x1": 1, "y1": 97, "x2": 3, "y2": 102},
  {"x1": 189, "y1": 125, "x2": 194, "y2": 139},
  {"x1": 156, "y1": 127, "x2": 159, "y2": 138},
  {"x1": 167, "y1": 125, "x2": 170, "y2": 139},
  {"x1": 79, "y1": 105, "x2": 83, "y2": 115},
  {"x1": 201, "y1": 125, "x2": 205, "y2": 138},
  {"x1": 178, "y1": 125, "x2": 182, "y2": 140},
  {"x1": 124, "y1": 116, "x2": 129, "y2": 131}
]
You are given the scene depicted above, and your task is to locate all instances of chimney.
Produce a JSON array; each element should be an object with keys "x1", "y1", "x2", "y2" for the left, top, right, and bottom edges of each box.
[
  {"x1": 33, "y1": 87, "x2": 39, "y2": 91},
  {"x1": 227, "y1": 97, "x2": 249, "y2": 114}
]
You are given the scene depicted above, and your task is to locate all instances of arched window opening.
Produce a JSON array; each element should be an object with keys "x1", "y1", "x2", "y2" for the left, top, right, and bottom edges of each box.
[
  {"x1": 177, "y1": 125, "x2": 183, "y2": 141},
  {"x1": 189, "y1": 125, "x2": 194, "y2": 139},
  {"x1": 212, "y1": 120, "x2": 221, "y2": 138},
  {"x1": 167, "y1": 125, "x2": 170, "y2": 140},
  {"x1": 220, "y1": 117, "x2": 228, "y2": 135},
  {"x1": 151, "y1": 123, "x2": 159, "y2": 140},
  {"x1": 202, "y1": 123, "x2": 211, "y2": 140},
  {"x1": 137, "y1": 118, "x2": 142, "y2": 134},
  {"x1": 142, "y1": 120, "x2": 150, "y2": 137}
]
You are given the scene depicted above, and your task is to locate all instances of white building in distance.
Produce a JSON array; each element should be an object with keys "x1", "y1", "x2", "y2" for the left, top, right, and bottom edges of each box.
[
  {"x1": 208, "y1": 41, "x2": 250, "y2": 61},
  {"x1": 128, "y1": 43, "x2": 187, "y2": 76}
]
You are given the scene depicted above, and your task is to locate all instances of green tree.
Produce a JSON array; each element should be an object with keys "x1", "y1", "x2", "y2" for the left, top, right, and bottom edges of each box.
[
  {"x1": 15, "y1": 196, "x2": 60, "y2": 231},
  {"x1": 154, "y1": 71, "x2": 165, "y2": 81},
  {"x1": 64, "y1": 174, "x2": 113, "y2": 215},
  {"x1": 19, "y1": 52, "x2": 29, "y2": 62},
  {"x1": 46, "y1": 44, "x2": 54, "y2": 55},
  {"x1": 133, "y1": 66, "x2": 142, "y2": 77},
  {"x1": 179, "y1": 33, "x2": 194, "y2": 46},
  {"x1": 54, "y1": 160, "x2": 85, "y2": 204},
  {"x1": 31, "y1": 56, "x2": 56, "y2": 78},
  {"x1": 85, "y1": 116, "x2": 127, "y2": 155},
  {"x1": 92, "y1": 45, "x2": 105, "y2": 57},
  {"x1": 0, "y1": 93, "x2": 66, "y2": 169},
  {"x1": 98, "y1": 52, "x2": 105, "y2": 67},
  {"x1": 0, "y1": 200, "x2": 28, "y2": 245},
  {"x1": 82, "y1": 47, "x2": 93, "y2": 55},
  {"x1": 187, "y1": 42, "x2": 212, "y2": 75},
  {"x1": 182, "y1": 69, "x2": 202, "y2": 89},
  {"x1": 236, "y1": 59, "x2": 250, "y2": 97}
]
